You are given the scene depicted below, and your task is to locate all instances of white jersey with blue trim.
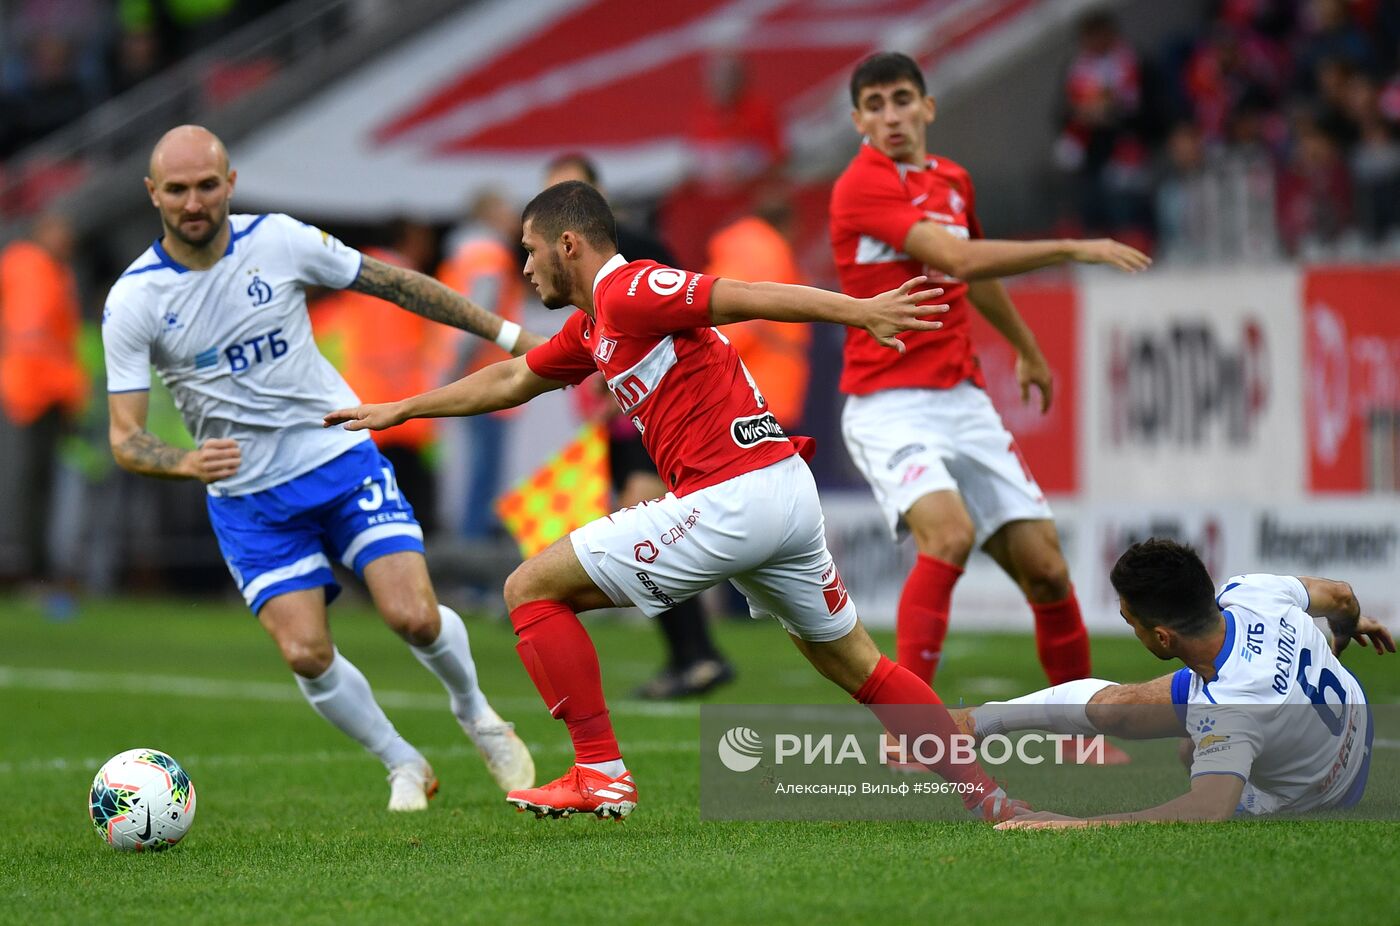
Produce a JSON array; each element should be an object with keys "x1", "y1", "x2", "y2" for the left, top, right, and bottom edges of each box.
[
  {"x1": 1171, "y1": 573, "x2": 1369, "y2": 815},
  {"x1": 103, "y1": 213, "x2": 370, "y2": 496}
]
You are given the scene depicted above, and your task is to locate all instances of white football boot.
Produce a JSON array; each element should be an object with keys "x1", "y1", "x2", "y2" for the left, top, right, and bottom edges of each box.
[
  {"x1": 462, "y1": 705, "x2": 535, "y2": 791},
  {"x1": 386, "y1": 760, "x2": 439, "y2": 812}
]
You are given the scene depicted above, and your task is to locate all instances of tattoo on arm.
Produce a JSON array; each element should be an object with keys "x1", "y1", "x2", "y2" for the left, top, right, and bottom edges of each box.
[
  {"x1": 349, "y1": 255, "x2": 535, "y2": 352},
  {"x1": 115, "y1": 430, "x2": 189, "y2": 479}
]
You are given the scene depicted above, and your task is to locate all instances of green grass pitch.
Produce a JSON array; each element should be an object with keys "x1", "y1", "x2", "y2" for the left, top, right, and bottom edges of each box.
[{"x1": 1, "y1": 595, "x2": 1394, "y2": 925}]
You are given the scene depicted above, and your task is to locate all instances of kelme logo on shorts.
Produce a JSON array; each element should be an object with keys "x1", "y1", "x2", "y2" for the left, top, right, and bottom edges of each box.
[
  {"x1": 731, "y1": 412, "x2": 786, "y2": 448},
  {"x1": 717, "y1": 727, "x2": 764, "y2": 772}
]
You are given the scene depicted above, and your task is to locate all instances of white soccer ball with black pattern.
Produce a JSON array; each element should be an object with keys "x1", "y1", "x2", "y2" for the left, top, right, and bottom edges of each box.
[{"x1": 89, "y1": 748, "x2": 197, "y2": 851}]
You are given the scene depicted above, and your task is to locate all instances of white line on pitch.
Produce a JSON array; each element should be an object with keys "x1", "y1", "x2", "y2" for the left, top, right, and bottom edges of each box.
[
  {"x1": 0, "y1": 739, "x2": 696, "y2": 776},
  {"x1": 0, "y1": 665, "x2": 698, "y2": 718}
]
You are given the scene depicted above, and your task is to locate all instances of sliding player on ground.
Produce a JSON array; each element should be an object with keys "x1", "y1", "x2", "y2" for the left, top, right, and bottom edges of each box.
[{"x1": 962, "y1": 539, "x2": 1392, "y2": 826}]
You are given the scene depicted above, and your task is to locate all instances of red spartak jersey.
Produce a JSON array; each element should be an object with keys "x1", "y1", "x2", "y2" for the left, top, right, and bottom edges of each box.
[
  {"x1": 525, "y1": 255, "x2": 795, "y2": 496},
  {"x1": 829, "y1": 142, "x2": 986, "y2": 395}
]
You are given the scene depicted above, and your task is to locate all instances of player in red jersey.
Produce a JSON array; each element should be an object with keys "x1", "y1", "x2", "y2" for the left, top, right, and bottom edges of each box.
[
  {"x1": 832, "y1": 53, "x2": 1150, "y2": 702},
  {"x1": 326, "y1": 181, "x2": 1027, "y2": 822}
]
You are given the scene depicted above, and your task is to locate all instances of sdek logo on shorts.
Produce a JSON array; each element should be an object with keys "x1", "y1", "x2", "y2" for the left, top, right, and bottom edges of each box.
[
  {"x1": 821, "y1": 565, "x2": 849, "y2": 615},
  {"x1": 634, "y1": 540, "x2": 659, "y2": 563},
  {"x1": 717, "y1": 727, "x2": 764, "y2": 772},
  {"x1": 731, "y1": 412, "x2": 786, "y2": 448}
]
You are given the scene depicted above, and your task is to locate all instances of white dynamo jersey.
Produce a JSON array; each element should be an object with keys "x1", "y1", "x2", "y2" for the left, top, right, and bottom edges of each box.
[
  {"x1": 1173, "y1": 574, "x2": 1370, "y2": 815},
  {"x1": 103, "y1": 214, "x2": 370, "y2": 496}
]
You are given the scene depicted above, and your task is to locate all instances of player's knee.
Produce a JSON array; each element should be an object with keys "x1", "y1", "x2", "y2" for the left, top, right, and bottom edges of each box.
[
  {"x1": 503, "y1": 563, "x2": 545, "y2": 611},
  {"x1": 909, "y1": 518, "x2": 974, "y2": 563},
  {"x1": 1021, "y1": 559, "x2": 1071, "y2": 603},
  {"x1": 1085, "y1": 698, "x2": 1128, "y2": 738},
  {"x1": 379, "y1": 593, "x2": 439, "y2": 647},
  {"x1": 280, "y1": 637, "x2": 334, "y2": 677}
]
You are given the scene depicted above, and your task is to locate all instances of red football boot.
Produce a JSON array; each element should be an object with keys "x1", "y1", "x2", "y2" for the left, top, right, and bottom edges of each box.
[{"x1": 506, "y1": 766, "x2": 637, "y2": 820}]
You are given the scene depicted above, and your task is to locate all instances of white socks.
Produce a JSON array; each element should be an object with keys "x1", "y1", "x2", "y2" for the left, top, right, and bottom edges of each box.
[
  {"x1": 580, "y1": 759, "x2": 627, "y2": 778},
  {"x1": 293, "y1": 606, "x2": 490, "y2": 775},
  {"x1": 410, "y1": 604, "x2": 490, "y2": 726},
  {"x1": 972, "y1": 678, "x2": 1118, "y2": 737},
  {"x1": 295, "y1": 650, "x2": 424, "y2": 770}
]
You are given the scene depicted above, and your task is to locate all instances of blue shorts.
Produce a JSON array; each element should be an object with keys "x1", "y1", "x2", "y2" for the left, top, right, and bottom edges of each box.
[{"x1": 207, "y1": 441, "x2": 425, "y2": 614}]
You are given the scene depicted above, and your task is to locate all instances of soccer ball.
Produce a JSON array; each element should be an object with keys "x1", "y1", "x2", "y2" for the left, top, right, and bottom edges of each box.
[{"x1": 89, "y1": 748, "x2": 197, "y2": 851}]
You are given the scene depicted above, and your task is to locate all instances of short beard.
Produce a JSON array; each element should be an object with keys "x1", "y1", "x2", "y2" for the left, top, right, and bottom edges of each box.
[
  {"x1": 166, "y1": 214, "x2": 224, "y2": 248},
  {"x1": 541, "y1": 290, "x2": 572, "y2": 310},
  {"x1": 536, "y1": 260, "x2": 573, "y2": 309}
]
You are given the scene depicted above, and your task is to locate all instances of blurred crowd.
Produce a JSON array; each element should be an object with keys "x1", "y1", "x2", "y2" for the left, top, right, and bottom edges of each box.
[
  {"x1": 1056, "y1": 0, "x2": 1400, "y2": 259},
  {"x1": 4, "y1": 1, "x2": 1400, "y2": 600},
  {"x1": 0, "y1": 0, "x2": 291, "y2": 214},
  {"x1": 0, "y1": 0, "x2": 286, "y2": 158}
]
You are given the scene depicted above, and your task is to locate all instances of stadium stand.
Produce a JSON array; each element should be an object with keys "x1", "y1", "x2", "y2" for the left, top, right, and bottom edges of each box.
[{"x1": 2, "y1": 0, "x2": 1397, "y2": 623}]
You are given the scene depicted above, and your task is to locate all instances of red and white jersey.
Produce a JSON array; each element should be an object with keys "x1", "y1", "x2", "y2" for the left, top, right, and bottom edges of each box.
[
  {"x1": 526, "y1": 254, "x2": 795, "y2": 496},
  {"x1": 829, "y1": 142, "x2": 986, "y2": 396}
]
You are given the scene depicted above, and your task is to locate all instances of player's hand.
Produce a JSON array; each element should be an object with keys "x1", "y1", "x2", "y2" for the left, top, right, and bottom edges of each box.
[
  {"x1": 863, "y1": 277, "x2": 948, "y2": 354},
  {"x1": 1017, "y1": 351, "x2": 1053, "y2": 413},
  {"x1": 1332, "y1": 615, "x2": 1396, "y2": 656},
  {"x1": 184, "y1": 438, "x2": 241, "y2": 483},
  {"x1": 1068, "y1": 239, "x2": 1152, "y2": 273},
  {"x1": 323, "y1": 402, "x2": 405, "y2": 432},
  {"x1": 994, "y1": 812, "x2": 1089, "y2": 831}
]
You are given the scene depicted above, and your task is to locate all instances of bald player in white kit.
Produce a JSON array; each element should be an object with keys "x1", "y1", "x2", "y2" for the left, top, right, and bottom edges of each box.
[{"x1": 102, "y1": 126, "x2": 536, "y2": 810}]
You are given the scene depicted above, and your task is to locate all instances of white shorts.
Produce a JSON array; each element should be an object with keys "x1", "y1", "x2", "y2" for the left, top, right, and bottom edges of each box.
[
  {"x1": 569, "y1": 455, "x2": 859, "y2": 643},
  {"x1": 840, "y1": 382, "x2": 1053, "y2": 544}
]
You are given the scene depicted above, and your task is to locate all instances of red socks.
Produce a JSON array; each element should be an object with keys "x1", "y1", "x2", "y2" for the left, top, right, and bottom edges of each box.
[
  {"x1": 896, "y1": 554, "x2": 962, "y2": 684},
  {"x1": 854, "y1": 655, "x2": 996, "y2": 807},
  {"x1": 899, "y1": 552, "x2": 1090, "y2": 687},
  {"x1": 1031, "y1": 591, "x2": 1091, "y2": 685},
  {"x1": 509, "y1": 600, "x2": 620, "y2": 764}
]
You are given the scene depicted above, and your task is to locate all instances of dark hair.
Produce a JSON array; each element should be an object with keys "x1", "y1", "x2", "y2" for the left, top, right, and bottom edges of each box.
[
  {"x1": 1109, "y1": 539, "x2": 1218, "y2": 637},
  {"x1": 521, "y1": 180, "x2": 617, "y2": 251},
  {"x1": 849, "y1": 52, "x2": 926, "y2": 107},
  {"x1": 545, "y1": 151, "x2": 600, "y2": 186}
]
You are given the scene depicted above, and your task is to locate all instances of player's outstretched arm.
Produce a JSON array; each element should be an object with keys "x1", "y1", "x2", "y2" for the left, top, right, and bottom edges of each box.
[
  {"x1": 710, "y1": 276, "x2": 947, "y2": 354},
  {"x1": 995, "y1": 773, "x2": 1245, "y2": 830},
  {"x1": 347, "y1": 255, "x2": 547, "y2": 354},
  {"x1": 1299, "y1": 577, "x2": 1396, "y2": 655},
  {"x1": 324, "y1": 354, "x2": 563, "y2": 431},
  {"x1": 903, "y1": 222, "x2": 1152, "y2": 281},
  {"x1": 109, "y1": 391, "x2": 241, "y2": 483}
]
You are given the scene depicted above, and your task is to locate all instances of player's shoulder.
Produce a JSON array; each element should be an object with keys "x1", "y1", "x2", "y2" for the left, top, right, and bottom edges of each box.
[
  {"x1": 107, "y1": 242, "x2": 176, "y2": 309},
  {"x1": 927, "y1": 153, "x2": 975, "y2": 189},
  {"x1": 597, "y1": 257, "x2": 675, "y2": 302},
  {"x1": 229, "y1": 212, "x2": 297, "y2": 246},
  {"x1": 833, "y1": 144, "x2": 899, "y2": 192},
  {"x1": 1216, "y1": 573, "x2": 1308, "y2": 616}
]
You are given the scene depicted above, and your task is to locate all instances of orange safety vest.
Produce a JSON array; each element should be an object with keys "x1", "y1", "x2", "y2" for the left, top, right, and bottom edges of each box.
[
  {"x1": 310, "y1": 247, "x2": 437, "y2": 450},
  {"x1": 0, "y1": 240, "x2": 87, "y2": 425},
  {"x1": 435, "y1": 234, "x2": 525, "y2": 415},
  {"x1": 707, "y1": 216, "x2": 810, "y2": 427}
]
